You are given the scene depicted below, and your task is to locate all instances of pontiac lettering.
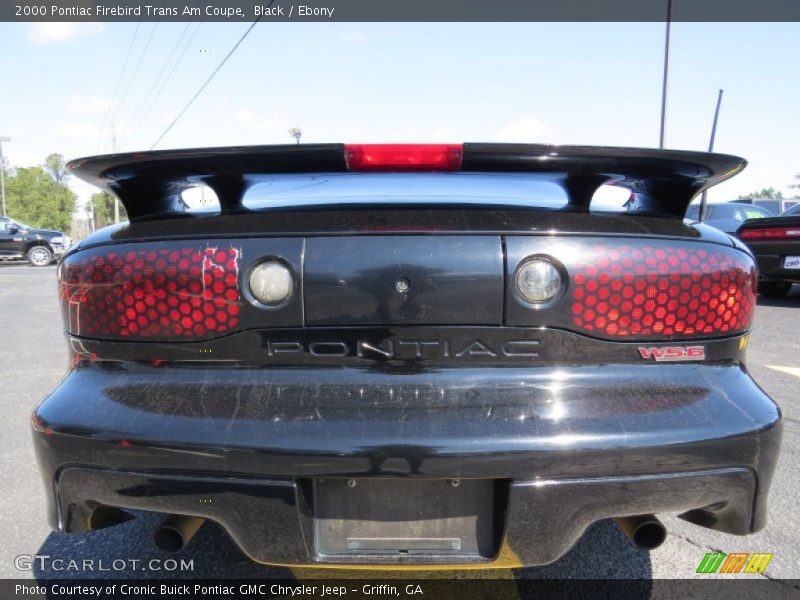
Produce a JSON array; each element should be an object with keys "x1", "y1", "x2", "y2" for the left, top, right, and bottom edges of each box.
[{"x1": 265, "y1": 339, "x2": 540, "y2": 359}]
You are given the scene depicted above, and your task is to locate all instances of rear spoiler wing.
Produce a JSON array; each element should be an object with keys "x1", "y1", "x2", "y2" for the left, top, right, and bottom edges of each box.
[{"x1": 67, "y1": 143, "x2": 746, "y2": 221}]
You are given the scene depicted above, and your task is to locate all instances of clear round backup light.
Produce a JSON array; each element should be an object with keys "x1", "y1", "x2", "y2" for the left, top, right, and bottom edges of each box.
[
  {"x1": 516, "y1": 258, "x2": 563, "y2": 305},
  {"x1": 248, "y1": 261, "x2": 293, "y2": 306}
]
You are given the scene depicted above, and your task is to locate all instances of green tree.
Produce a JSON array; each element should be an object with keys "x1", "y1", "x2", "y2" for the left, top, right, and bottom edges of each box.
[
  {"x1": 789, "y1": 173, "x2": 800, "y2": 196},
  {"x1": 739, "y1": 187, "x2": 783, "y2": 200},
  {"x1": 5, "y1": 166, "x2": 76, "y2": 232},
  {"x1": 44, "y1": 153, "x2": 70, "y2": 185},
  {"x1": 90, "y1": 191, "x2": 127, "y2": 229}
]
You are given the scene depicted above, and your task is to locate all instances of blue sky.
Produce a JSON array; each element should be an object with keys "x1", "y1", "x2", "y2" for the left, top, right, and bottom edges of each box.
[{"x1": 1, "y1": 21, "x2": 798, "y2": 205}]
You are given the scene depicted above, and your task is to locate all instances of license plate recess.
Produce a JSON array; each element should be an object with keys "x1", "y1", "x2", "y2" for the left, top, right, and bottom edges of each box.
[{"x1": 311, "y1": 478, "x2": 505, "y2": 563}]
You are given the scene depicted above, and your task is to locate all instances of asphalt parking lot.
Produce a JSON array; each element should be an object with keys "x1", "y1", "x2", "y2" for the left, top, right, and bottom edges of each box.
[{"x1": 0, "y1": 263, "x2": 798, "y2": 586}]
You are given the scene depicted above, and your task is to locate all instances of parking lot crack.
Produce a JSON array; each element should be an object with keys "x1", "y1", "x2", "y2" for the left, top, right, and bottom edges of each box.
[{"x1": 667, "y1": 530, "x2": 716, "y2": 553}]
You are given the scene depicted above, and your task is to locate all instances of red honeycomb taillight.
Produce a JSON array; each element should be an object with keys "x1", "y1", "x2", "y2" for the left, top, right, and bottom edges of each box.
[
  {"x1": 568, "y1": 244, "x2": 756, "y2": 338},
  {"x1": 59, "y1": 244, "x2": 242, "y2": 340}
]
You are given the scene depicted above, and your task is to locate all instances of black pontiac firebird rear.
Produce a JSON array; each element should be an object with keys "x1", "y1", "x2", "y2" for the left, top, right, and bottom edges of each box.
[{"x1": 32, "y1": 143, "x2": 781, "y2": 567}]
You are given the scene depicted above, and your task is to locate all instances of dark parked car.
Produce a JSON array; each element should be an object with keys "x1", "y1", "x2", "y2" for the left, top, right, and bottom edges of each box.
[
  {"x1": 0, "y1": 216, "x2": 70, "y2": 266},
  {"x1": 33, "y1": 144, "x2": 781, "y2": 567},
  {"x1": 737, "y1": 210, "x2": 800, "y2": 297},
  {"x1": 734, "y1": 198, "x2": 799, "y2": 216},
  {"x1": 685, "y1": 202, "x2": 772, "y2": 234}
]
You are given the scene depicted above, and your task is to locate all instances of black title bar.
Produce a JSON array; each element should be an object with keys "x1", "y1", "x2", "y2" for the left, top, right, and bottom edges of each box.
[
  {"x1": 5, "y1": 578, "x2": 799, "y2": 600},
  {"x1": 5, "y1": 0, "x2": 800, "y2": 22}
]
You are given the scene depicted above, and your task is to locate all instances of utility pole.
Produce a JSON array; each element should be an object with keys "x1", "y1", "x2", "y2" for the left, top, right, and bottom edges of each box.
[
  {"x1": 699, "y1": 89, "x2": 724, "y2": 222},
  {"x1": 88, "y1": 195, "x2": 96, "y2": 233},
  {"x1": 0, "y1": 136, "x2": 10, "y2": 217},
  {"x1": 659, "y1": 0, "x2": 672, "y2": 149}
]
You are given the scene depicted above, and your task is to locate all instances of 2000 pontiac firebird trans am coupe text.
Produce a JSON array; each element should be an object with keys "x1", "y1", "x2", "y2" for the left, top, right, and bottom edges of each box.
[{"x1": 32, "y1": 143, "x2": 782, "y2": 567}]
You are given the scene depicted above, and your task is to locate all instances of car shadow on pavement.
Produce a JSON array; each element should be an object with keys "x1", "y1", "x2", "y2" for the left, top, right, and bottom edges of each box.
[
  {"x1": 756, "y1": 285, "x2": 800, "y2": 307},
  {"x1": 32, "y1": 512, "x2": 651, "y2": 580}
]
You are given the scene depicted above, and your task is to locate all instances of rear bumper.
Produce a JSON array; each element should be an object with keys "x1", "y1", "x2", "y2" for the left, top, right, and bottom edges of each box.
[
  {"x1": 33, "y1": 362, "x2": 782, "y2": 567},
  {"x1": 751, "y1": 250, "x2": 800, "y2": 283}
]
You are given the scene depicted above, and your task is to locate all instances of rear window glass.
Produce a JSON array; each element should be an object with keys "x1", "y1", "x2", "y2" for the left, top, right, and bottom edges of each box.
[
  {"x1": 179, "y1": 173, "x2": 634, "y2": 214},
  {"x1": 225, "y1": 172, "x2": 630, "y2": 211},
  {"x1": 742, "y1": 209, "x2": 768, "y2": 220},
  {"x1": 242, "y1": 173, "x2": 569, "y2": 210}
]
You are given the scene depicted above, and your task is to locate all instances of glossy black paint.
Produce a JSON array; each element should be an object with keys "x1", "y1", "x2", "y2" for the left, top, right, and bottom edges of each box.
[
  {"x1": 35, "y1": 363, "x2": 780, "y2": 476},
  {"x1": 63, "y1": 328, "x2": 746, "y2": 368},
  {"x1": 67, "y1": 143, "x2": 745, "y2": 220},
  {"x1": 71, "y1": 209, "x2": 731, "y2": 253},
  {"x1": 34, "y1": 362, "x2": 780, "y2": 565},
  {"x1": 67, "y1": 144, "x2": 348, "y2": 220},
  {"x1": 51, "y1": 467, "x2": 759, "y2": 566},
  {"x1": 461, "y1": 144, "x2": 745, "y2": 218},
  {"x1": 32, "y1": 145, "x2": 783, "y2": 567},
  {"x1": 505, "y1": 469, "x2": 758, "y2": 566},
  {"x1": 304, "y1": 236, "x2": 504, "y2": 326},
  {"x1": 737, "y1": 216, "x2": 800, "y2": 284}
]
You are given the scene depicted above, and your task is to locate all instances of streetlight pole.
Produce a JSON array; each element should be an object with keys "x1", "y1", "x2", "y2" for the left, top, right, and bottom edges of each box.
[
  {"x1": 111, "y1": 123, "x2": 120, "y2": 223},
  {"x1": 289, "y1": 128, "x2": 302, "y2": 144},
  {"x1": 0, "y1": 136, "x2": 10, "y2": 218},
  {"x1": 659, "y1": 0, "x2": 672, "y2": 149},
  {"x1": 699, "y1": 89, "x2": 724, "y2": 222}
]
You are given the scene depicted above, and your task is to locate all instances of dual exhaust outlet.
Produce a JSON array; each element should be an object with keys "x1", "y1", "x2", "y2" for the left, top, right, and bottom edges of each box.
[
  {"x1": 86, "y1": 509, "x2": 207, "y2": 553},
  {"x1": 149, "y1": 513, "x2": 666, "y2": 554},
  {"x1": 614, "y1": 514, "x2": 667, "y2": 551},
  {"x1": 153, "y1": 515, "x2": 206, "y2": 553}
]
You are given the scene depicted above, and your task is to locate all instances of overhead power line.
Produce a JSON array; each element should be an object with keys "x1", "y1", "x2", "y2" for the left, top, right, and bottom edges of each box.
[
  {"x1": 121, "y1": 20, "x2": 204, "y2": 149},
  {"x1": 150, "y1": 15, "x2": 265, "y2": 150},
  {"x1": 109, "y1": 21, "x2": 160, "y2": 127},
  {"x1": 118, "y1": 21, "x2": 193, "y2": 146},
  {"x1": 97, "y1": 21, "x2": 141, "y2": 151}
]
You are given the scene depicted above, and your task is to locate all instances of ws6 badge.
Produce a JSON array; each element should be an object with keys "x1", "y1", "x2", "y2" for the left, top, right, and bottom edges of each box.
[{"x1": 638, "y1": 346, "x2": 705, "y2": 362}]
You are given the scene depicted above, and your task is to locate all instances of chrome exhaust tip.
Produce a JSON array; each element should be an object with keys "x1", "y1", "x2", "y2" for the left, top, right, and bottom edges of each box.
[
  {"x1": 614, "y1": 514, "x2": 667, "y2": 550},
  {"x1": 153, "y1": 515, "x2": 206, "y2": 552}
]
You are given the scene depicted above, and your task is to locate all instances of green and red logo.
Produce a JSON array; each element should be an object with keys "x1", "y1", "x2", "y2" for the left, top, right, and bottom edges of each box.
[{"x1": 696, "y1": 552, "x2": 773, "y2": 574}]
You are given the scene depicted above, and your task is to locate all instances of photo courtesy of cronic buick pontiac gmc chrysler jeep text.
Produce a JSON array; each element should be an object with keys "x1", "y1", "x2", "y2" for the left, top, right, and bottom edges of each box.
[{"x1": 32, "y1": 144, "x2": 781, "y2": 567}]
